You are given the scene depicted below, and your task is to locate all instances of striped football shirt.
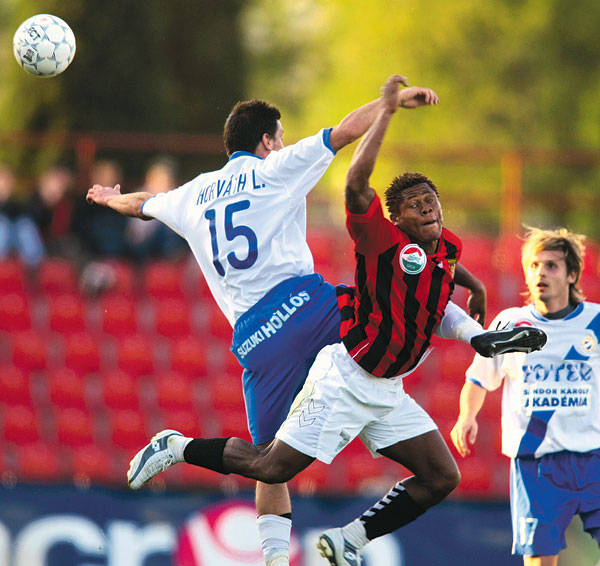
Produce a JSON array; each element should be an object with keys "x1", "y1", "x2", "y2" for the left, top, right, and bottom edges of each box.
[{"x1": 337, "y1": 193, "x2": 462, "y2": 378}]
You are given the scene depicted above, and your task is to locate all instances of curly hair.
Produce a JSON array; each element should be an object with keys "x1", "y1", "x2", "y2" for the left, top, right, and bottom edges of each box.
[
  {"x1": 521, "y1": 226, "x2": 586, "y2": 305},
  {"x1": 223, "y1": 100, "x2": 281, "y2": 156},
  {"x1": 384, "y1": 172, "x2": 439, "y2": 213}
]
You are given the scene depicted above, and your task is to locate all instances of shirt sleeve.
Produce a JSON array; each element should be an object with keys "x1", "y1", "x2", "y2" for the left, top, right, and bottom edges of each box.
[
  {"x1": 345, "y1": 193, "x2": 400, "y2": 255},
  {"x1": 464, "y1": 311, "x2": 509, "y2": 391},
  {"x1": 260, "y1": 129, "x2": 335, "y2": 202},
  {"x1": 140, "y1": 183, "x2": 191, "y2": 238}
]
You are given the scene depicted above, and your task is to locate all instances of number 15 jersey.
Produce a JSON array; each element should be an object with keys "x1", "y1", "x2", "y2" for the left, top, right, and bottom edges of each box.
[{"x1": 141, "y1": 129, "x2": 336, "y2": 326}]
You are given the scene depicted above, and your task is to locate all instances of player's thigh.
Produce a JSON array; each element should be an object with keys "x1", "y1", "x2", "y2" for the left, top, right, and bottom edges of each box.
[{"x1": 276, "y1": 343, "x2": 375, "y2": 464}]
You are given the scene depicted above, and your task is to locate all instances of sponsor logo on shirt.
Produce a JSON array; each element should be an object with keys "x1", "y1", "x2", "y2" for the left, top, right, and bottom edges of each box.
[
  {"x1": 521, "y1": 360, "x2": 594, "y2": 413},
  {"x1": 399, "y1": 244, "x2": 426, "y2": 275}
]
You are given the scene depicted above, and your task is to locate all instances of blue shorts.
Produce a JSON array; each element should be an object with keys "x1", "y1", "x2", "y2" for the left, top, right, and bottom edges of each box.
[
  {"x1": 511, "y1": 449, "x2": 600, "y2": 556},
  {"x1": 231, "y1": 274, "x2": 341, "y2": 445}
]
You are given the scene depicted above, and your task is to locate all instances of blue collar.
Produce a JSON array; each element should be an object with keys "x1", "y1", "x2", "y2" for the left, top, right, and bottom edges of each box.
[{"x1": 228, "y1": 151, "x2": 263, "y2": 161}]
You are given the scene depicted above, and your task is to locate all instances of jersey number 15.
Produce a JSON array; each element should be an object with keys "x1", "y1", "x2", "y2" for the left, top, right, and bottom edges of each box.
[{"x1": 204, "y1": 199, "x2": 258, "y2": 276}]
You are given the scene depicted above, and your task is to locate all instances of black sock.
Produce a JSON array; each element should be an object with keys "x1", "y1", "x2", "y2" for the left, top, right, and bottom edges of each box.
[
  {"x1": 183, "y1": 438, "x2": 231, "y2": 474},
  {"x1": 359, "y1": 482, "x2": 425, "y2": 540},
  {"x1": 280, "y1": 513, "x2": 292, "y2": 520}
]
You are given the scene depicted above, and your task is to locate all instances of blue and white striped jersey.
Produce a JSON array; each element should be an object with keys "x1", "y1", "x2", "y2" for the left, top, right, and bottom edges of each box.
[
  {"x1": 141, "y1": 129, "x2": 335, "y2": 326},
  {"x1": 466, "y1": 302, "x2": 600, "y2": 458}
]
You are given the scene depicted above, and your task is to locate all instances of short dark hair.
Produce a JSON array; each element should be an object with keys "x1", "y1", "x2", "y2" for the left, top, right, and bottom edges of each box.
[
  {"x1": 384, "y1": 171, "x2": 439, "y2": 213},
  {"x1": 223, "y1": 100, "x2": 281, "y2": 156}
]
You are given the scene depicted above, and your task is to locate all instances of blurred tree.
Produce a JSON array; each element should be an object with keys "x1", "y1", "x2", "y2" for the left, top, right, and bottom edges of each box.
[
  {"x1": 1, "y1": 0, "x2": 246, "y2": 179},
  {"x1": 241, "y1": 0, "x2": 600, "y2": 237}
]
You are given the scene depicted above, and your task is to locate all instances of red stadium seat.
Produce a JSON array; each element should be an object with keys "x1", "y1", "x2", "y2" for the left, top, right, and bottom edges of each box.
[
  {"x1": 453, "y1": 455, "x2": 494, "y2": 498},
  {"x1": 158, "y1": 408, "x2": 202, "y2": 437},
  {"x1": 154, "y1": 297, "x2": 192, "y2": 338},
  {"x1": 103, "y1": 260, "x2": 136, "y2": 297},
  {"x1": 116, "y1": 335, "x2": 154, "y2": 377},
  {"x1": 210, "y1": 376, "x2": 245, "y2": 411},
  {"x1": 169, "y1": 335, "x2": 208, "y2": 378},
  {"x1": 0, "y1": 292, "x2": 31, "y2": 333},
  {"x1": 215, "y1": 408, "x2": 250, "y2": 440},
  {"x1": 101, "y1": 295, "x2": 138, "y2": 337},
  {"x1": 39, "y1": 257, "x2": 79, "y2": 296},
  {"x1": 2, "y1": 404, "x2": 41, "y2": 445},
  {"x1": 109, "y1": 409, "x2": 150, "y2": 451},
  {"x1": 0, "y1": 366, "x2": 32, "y2": 406},
  {"x1": 289, "y1": 460, "x2": 331, "y2": 495},
  {"x1": 342, "y1": 452, "x2": 389, "y2": 492},
  {"x1": 48, "y1": 293, "x2": 86, "y2": 334},
  {"x1": 424, "y1": 379, "x2": 464, "y2": 421},
  {"x1": 0, "y1": 259, "x2": 26, "y2": 294},
  {"x1": 55, "y1": 407, "x2": 95, "y2": 447},
  {"x1": 153, "y1": 371, "x2": 195, "y2": 411},
  {"x1": 48, "y1": 367, "x2": 88, "y2": 409},
  {"x1": 207, "y1": 307, "x2": 232, "y2": 341},
  {"x1": 458, "y1": 235, "x2": 496, "y2": 274},
  {"x1": 145, "y1": 261, "x2": 186, "y2": 300},
  {"x1": 178, "y1": 460, "x2": 225, "y2": 489},
  {"x1": 101, "y1": 370, "x2": 140, "y2": 410},
  {"x1": 71, "y1": 443, "x2": 118, "y2": 485},
  {"x1": 15, "y1": 442, "x2": 62, "y2": 482},
  {"x1": 11, "y1": 330, "x2": 48, "y2": 372},
  {"x1": 63, "y1": 332, "x2": 101, "y2": 374}
]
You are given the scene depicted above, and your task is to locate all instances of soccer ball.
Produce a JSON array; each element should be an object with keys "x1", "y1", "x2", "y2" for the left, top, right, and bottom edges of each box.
[{"x1": 13, "y1": 14, "x2": 76, "y2": 77}]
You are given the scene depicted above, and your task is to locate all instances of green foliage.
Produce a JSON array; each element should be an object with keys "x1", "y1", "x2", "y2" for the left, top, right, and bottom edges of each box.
[
  {"x1": 241, "y1": 0, "x2": 600, "y2": 237},
  {"x1": 2, "y1": 0, "x2": 246, "y2": 178}
]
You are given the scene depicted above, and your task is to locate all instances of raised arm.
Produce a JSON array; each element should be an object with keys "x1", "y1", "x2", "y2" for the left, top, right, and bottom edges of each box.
[
  {"x1": 86, "y1": 184, "x2": 153, "y2": 219},
  {"x1": 344, "y1": 76, "x2": 439, "y2": 213},
  {"x1": 328, "y1": 76, "x2": 408, "y2": 153}
]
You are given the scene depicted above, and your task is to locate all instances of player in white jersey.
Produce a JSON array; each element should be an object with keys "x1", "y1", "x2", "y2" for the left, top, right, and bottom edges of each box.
[
  {"x1": 451, "y1": 227, "x2": 600, "y2": 566},
  {"x1": 88, "y1": 75, "x2": 470, "y2": 566}
]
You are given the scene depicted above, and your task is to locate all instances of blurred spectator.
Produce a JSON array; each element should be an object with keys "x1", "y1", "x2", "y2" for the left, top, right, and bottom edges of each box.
[
  {"x1": 72, "y1": 160, "x2": 127, "y2": 296},
  {"x1": 27, "y1": 165, "x2": 81, "y2": 259},
  {"x1": 124, "y1": 155, "x2": 187, "y2": 262},
  {"x1": 72, "y1": 159, "x2": 127, "y2": 259},
  {"x1": 0, "y1": 164, "x2": 44, "y2": 268}
]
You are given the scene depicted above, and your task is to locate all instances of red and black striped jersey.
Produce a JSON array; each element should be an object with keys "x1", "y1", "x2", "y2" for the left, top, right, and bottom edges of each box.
[{"x1": 337, "y1": 193, "x2": 462, "y2": 378}]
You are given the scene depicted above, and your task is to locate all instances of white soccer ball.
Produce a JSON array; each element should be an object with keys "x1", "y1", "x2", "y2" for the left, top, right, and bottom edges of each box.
[{"x1": 13, "y1": 14, "x2": 76, "y2": 77}]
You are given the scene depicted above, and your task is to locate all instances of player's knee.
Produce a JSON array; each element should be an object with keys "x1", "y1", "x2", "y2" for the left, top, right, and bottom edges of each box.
[
  {"x1": 424, "y1": 463, "x2": 460, "y2": 499},
  {"x1": 436, "y1": 464, "x2": 461, "y2": 496},
  {"x1": 260, "y1": 466, "x2": 293, "y2": 484},
  {"x1": 253, "y1": 460, "x2": 293, "y2": 484}
]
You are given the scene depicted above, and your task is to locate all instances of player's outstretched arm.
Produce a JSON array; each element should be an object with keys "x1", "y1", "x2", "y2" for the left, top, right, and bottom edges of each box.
[
  {"x1": 450, "y1": 381, "x2": 487, "y2": 457},
  {"x1": 454, "y1": 264, "x2": 487, "y2": 326},
  {"x1": 86, "y1": 184, "x2": 153, "y2": 219},
  {"x1": 344, "y1": 76, "x2": 404, "y2": 213},
  {"x1": 328, "y1": 75, "x2": 408, "y2": 153}
]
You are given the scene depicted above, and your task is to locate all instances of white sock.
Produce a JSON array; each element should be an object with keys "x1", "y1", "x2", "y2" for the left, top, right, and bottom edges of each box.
[
  {"x1": 168, "y1": 435, "x2": 191, "y2": 463},
  {"x1": 342, "y1": 518, "x2": 369, "y2": 549},
  {"x1": 436, "y1": 301, "x2": 484, "y2": 343},
  {"x1": 257, "y1": 514, "x2": 291, "y2": 564}
]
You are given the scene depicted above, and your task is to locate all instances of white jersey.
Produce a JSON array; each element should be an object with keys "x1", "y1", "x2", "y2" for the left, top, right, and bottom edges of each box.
[
  {"x1": 466, "y1": 302, "x2": 600, "y2": 458},
  {"x1": 142, "y1": 129, "x2": 335, "y2": 325}
]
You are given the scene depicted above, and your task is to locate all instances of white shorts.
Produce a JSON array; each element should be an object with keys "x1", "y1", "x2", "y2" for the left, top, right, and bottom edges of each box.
[{"x1": 275, "y1": 342, "x2": 437, "y2": 464}]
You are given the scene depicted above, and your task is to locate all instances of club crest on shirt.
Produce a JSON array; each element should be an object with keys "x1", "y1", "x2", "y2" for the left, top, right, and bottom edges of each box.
[
  {"x1": 578, "y1": 334, "x2": 597, "y2": 355},
  {"x1": 399, "y1": 244, "x2": 427, "y2": 274}
]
